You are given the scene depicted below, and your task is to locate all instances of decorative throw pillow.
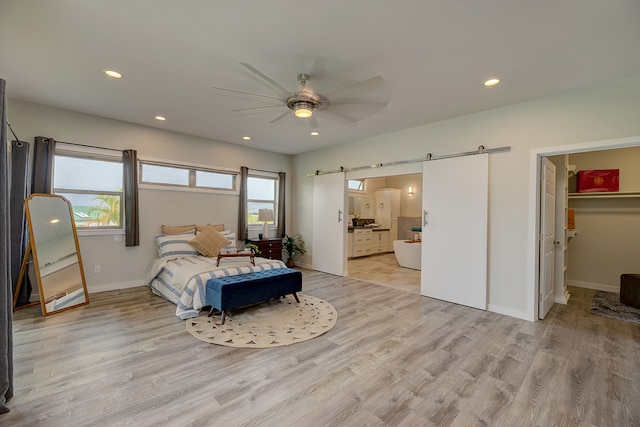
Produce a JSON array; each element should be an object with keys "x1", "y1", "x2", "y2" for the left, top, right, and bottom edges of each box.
[
  {"x1": 196, "y1": 223, "x2": 225, "y2": 233},
  {"x1": 156, "y1": 231, "x2": 198, "y2": 259},
  {"x1": 161, "y1": 224, "x2": 196, "y2": 234},
  {"x1": 189, "y1": 226, "x2": 231, "y2": 257}
]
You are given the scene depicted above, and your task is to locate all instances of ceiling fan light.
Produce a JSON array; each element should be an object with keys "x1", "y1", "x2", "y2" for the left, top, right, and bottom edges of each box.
[{"x1": 293, "y1": 101, "x2": 314, "y2": 118}]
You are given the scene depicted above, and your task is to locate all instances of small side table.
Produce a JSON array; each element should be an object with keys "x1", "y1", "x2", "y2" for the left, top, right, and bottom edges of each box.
[
  {"x1": 216, "y1": 253, "x2": 255, "y2": 267},
  {"x1": 245, "y1": 238, "x2": 283, "y2": 260}
]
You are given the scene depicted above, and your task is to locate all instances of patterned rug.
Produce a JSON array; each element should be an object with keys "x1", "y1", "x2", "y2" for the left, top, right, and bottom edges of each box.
[
  {"x1": 591, "y1": 291, "x2": 640, "y2": 324},
  {"x1": 186, "y1": 294, "x2": 338, "y2": 348}
]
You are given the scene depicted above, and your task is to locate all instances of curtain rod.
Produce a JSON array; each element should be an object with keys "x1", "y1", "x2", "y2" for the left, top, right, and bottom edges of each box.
[
  {"x1": 55, "y1": 139, "x2": 124, "y2": 153},
  {"x1": 6, "y1": 119, "x2": 21, "y2": 143},
  {"x1": 307, "y1": 145, "x2": 511, "y2": 176}
]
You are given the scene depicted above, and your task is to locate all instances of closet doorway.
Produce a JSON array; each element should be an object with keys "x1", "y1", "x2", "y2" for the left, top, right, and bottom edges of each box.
[{"x1": 530, "y1": 136, "x2": 640, "y2": 321}]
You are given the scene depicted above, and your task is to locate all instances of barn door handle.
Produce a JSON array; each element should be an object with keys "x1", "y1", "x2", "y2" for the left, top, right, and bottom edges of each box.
[
  {"x1": 423, "y1": 210, "x2": 428, "y2": 226},
  {"x1": 338, "y1": 210, "x2": 343, "y2": 222}
]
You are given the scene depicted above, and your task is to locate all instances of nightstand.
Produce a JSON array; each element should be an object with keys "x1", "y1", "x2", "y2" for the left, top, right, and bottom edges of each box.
[{"x1": 246, "y1": 237, "x2": 282, "y2": 260}]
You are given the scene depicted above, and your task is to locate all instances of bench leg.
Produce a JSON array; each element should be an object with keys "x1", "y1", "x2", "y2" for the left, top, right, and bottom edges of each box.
[
  {"x1": 292, "y1": 292, "x2": 300, "y2": 303},
  {"x1": 220, "y1": 311, "x2": 227, "y2": 325}
]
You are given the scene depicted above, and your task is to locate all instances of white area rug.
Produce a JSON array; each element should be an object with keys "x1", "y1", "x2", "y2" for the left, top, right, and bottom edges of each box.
[{"x1": 186, "y1": 294, "x2": 338, "y2": 348}]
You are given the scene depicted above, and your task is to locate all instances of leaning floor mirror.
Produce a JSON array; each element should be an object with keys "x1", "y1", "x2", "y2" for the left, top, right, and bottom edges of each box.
[{"x1": 23, "y1": 193, "x2": 90, "y2": 315}]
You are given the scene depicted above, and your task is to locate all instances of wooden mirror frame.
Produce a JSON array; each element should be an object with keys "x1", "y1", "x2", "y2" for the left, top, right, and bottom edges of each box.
[{"x1": 18, "y1": 193, "x2": 90, "y2": 315}]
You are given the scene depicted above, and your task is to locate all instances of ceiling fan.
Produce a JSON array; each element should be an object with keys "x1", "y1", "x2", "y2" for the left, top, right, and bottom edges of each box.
[{"x1": 211, "y1": 62, "x2": 388, "y2": 128}]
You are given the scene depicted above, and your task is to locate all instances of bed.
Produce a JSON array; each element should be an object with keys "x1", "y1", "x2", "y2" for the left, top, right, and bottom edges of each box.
[{"x1": 145, "y1": 224, "x2": 288, "y2": 319}]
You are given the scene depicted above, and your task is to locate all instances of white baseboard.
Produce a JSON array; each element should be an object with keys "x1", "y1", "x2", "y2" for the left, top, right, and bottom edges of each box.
[
  {"x1": 487, "y1": 303, "x2": 529, "y2": 321},
  {"x1": 87, "y1": 280, "x2": 146, "y2": 294},
  {"x1": 567, "y1": 280, "x2": 619, "y2": 294},
  {"x1": 555, "y1": 289, "x2": 570, "y2": 304}
]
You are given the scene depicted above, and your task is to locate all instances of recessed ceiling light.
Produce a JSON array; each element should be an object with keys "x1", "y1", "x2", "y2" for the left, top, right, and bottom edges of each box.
[
  {"x1": 155, "y1": 116, "x2": 166, "y2": 121},
  {"x1": 310, "y1": 131, "x2": 319, "y2": 136},
  {"x1": 484, "y1": 78, "x2": 500, "y2": 87},
  {"x1": 104, "y1": 70, "x2": 122, "y2": 79},
  {"x1": 242, "y1": 136, "x2": 251, "y2": 141}
]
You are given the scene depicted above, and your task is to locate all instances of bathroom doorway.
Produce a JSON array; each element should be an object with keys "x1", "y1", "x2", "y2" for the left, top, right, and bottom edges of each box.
[{"x1": 346, "y1": 171, "x2": 422, "y2": 294}]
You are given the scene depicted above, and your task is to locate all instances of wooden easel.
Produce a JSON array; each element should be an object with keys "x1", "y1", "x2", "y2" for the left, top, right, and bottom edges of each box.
[{"x1": 13, "y1": 240, "x2": 40, "y2": 311}]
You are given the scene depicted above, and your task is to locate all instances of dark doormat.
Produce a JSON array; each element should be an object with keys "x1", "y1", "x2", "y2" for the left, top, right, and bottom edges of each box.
[{"x1": 591, "y1": 291, "x2": 640, "y2": 324}]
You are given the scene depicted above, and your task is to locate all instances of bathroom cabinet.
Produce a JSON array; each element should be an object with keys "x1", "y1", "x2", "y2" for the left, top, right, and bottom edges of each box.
[
  {"x1": 348, "y1": 229, "x2": 390, "y2": 258},
  {"x1": 374, "y1": 188, "x2": 401, "y2": 250},
  {"x1": 351, "y1": 228, "x2": 373, "y2": 257},
  {"x1": 373, "y1": 230, "x2": 390, "y2": 253}
]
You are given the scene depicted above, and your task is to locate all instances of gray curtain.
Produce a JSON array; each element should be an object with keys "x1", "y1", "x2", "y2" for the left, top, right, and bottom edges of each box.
[
  {"x1": 238, "y1": 166, "x2": 249, "y2": 241},
  {"x1": 32, "y1": 136, "x2": 55, "y2": 194},
  {"x1": 276, "y1": 172, "x2": 286, "y2": 238},
  {"x1": 10, "y1": 141, "x2": 31, "y2": 306},
  {"x1": 123, "y1": 149, "x2": 139, "y2": 246},
  {"x1": 1, "y1": 78, "x2": 14, "y2": 413}
]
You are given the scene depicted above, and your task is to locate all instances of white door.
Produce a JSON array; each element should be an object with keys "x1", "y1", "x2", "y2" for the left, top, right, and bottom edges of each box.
[
  {"x1": 312, "y1": 173, "x2": 347, "y2": 276},
  {"x1": 539, "y1": 158, "x2": 556, "y2": 319},
  {"x1": 421, "y1": 154, "x2": 488, "y2": 310}
]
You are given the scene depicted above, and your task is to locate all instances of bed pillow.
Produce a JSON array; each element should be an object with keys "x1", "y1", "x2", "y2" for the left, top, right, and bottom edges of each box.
[
  {"x1": 221, "y1": 232, "x2": 236, "y2": 250},
  {"x1": 156, "y1": 231, "x2": 199, "y2": 259},
  {"x1": 196, "y1": 223, "x2": 225, "y2": 233},
  {"x1": 189, "y1": 226, "x2": 231, "y2": 257},
  {"x1": 161, "y1": 224, "x2": 196, "y2": 235}
]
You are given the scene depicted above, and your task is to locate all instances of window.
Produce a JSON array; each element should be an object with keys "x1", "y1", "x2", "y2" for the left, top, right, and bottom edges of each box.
[
  {"x1": 247, "y1": 174, "x2": 278, "y2": 225},
  {"x1": 139, "y1": 160, "x2": 236, "y2": 192},
  {"x1": 348, "y1": 179, "x2": 365, "y2": 191},
  {"x1": 53, "y1": 147, "x2": 123, "y2": 229}
]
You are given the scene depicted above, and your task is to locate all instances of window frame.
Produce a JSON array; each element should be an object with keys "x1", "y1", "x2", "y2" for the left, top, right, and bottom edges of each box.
[
  {"x1": 347, "y1": 179, "x2": 366, "y2": 192},
  {"x1": 138, "y1": 157, "x2": 239, "y2": 195},
  {"x1": 53, "y1": 143, "x2": 125, "y2": 236},
  {"x1": 246, "y1": 171, "x2": 280, "y2": 229}
]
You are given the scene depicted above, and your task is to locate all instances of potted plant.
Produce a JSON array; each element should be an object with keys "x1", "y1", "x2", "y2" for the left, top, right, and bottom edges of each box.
[
  {"x1": 282, "y1": 233, "x2": 306, "y2": 267},
  {"x1": 244, "y1": 242, "x2": 261, "y2": 254}
]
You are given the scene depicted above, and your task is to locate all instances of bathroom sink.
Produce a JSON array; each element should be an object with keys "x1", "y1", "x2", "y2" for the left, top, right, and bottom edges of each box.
[{"x1": 364, "y1": 223, "x2": 380, "y2": 228}]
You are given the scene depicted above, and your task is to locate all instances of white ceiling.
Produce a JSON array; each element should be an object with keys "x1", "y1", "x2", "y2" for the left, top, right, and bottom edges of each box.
[{"x1": 2, "y1": 1, "x2": 640, "y2": 155}]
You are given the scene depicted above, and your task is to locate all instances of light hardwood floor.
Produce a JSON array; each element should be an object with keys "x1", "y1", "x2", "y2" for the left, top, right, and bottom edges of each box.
[
  {"x1": 6, "y1": 270, "x2": 640, "y2": 426},
  {"x1": 348, "y1": 252, "x2": 420, "y2": 294}
]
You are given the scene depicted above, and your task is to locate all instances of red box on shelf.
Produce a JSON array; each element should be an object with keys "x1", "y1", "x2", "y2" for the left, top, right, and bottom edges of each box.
[{"x1": 577, "y1": 169, "x2": 619, "y2": 193}]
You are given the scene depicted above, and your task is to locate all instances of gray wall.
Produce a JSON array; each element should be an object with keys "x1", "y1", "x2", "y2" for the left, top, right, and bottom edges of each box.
[
  {"x1": 291, "y1": 75, "x2": 640, "y2": 320},
  {"x1": 8, "y1": 99, "x2": 292, "y2": 293}
]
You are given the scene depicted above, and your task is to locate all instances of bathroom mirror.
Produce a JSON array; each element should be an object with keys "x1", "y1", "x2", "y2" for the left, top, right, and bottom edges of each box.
[{"x1": 24, "y1": 193, "x2": 89, "y2": 315}]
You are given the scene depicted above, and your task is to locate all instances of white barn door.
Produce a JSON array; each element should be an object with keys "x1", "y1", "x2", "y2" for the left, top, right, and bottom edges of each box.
[
  {"x1": 421, "y1": 154, "x2": 488, "y2": 310},
  {"x1": 312, "y1": 173, "x2": 347, "y2": 276}
]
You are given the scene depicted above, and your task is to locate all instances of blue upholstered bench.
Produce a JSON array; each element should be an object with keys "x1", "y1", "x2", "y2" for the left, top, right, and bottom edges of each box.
[{"x1": 205, "y1": 268, "x2": 302, "y2": 324}]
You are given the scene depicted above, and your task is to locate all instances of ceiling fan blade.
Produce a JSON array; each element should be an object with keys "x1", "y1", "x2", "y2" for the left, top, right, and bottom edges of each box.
[
  {"x1": 240, "y1": 63, "x2": 291, "y2": 97},
  {"x1": 269, "y1": 111, "x2": 290, "y2": 125},
  {"x1": 211, "y1": 85, "x2": 283, "y2": 101},
  {"x1": 308, "y1": 116, "x2": 320, "y2": 130},
  {"x1": 325, "y1": 75, "x2": 385, "y2": 98},
  {"x1": 232, "y1": 105, "x2": 283, "y2": 112},
  {"x1": 330, "y1": 100, "x2": 389, "y2": 107},
  {"x1": 321, "y1": 109, "x2": 361, "y2": 124}
]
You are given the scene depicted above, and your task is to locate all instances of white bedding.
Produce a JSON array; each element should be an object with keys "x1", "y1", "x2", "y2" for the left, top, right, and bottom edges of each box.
[{"x1": 146, "y1": 255, "x2": 287, "y2": 319}]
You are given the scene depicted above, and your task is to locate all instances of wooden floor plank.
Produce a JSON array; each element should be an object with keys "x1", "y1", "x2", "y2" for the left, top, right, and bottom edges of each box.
[{"x1": 5, "y1": 269, "x2": 640, "y2": 426}]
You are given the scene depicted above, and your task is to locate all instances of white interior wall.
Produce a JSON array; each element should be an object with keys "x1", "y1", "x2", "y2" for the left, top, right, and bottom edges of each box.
[
  {"x1": 292, "y1": 75, "x2": 640, "y2": 320},
  {"x1": 8, "y1": 99, "x2": 292, "y2": 293}
]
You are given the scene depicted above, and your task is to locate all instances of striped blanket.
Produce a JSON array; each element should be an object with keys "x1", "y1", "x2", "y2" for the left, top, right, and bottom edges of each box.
[{"x1": 146, "y1": 256, "x2": 287, "y2": 319}]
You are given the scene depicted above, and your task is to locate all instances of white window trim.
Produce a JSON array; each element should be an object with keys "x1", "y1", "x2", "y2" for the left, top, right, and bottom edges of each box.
[
  {"x1": 138, "y1": 155, "x2": 240, "y2": 195},
  {"x1": 247, "y1": 171, "x2": 280, "y2": 230},
  {"x1": 54, "y1": 143, "x2": 125, "y2": 235}
]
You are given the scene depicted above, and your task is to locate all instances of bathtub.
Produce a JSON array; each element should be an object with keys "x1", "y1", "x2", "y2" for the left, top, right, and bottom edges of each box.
[{"x1": 393, "y1": 240, "x2": 422, "y2": 270}]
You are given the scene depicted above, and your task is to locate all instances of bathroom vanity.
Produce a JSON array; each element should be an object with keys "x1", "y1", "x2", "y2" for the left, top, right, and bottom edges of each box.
[{"x1": 347, "y1": 227, "x2": 390, "y2": 258}]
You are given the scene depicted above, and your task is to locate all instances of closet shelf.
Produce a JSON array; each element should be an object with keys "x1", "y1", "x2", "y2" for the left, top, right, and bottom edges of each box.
[{"x1": 568, "y1": 191, "x2": 640, "y2": 199}]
